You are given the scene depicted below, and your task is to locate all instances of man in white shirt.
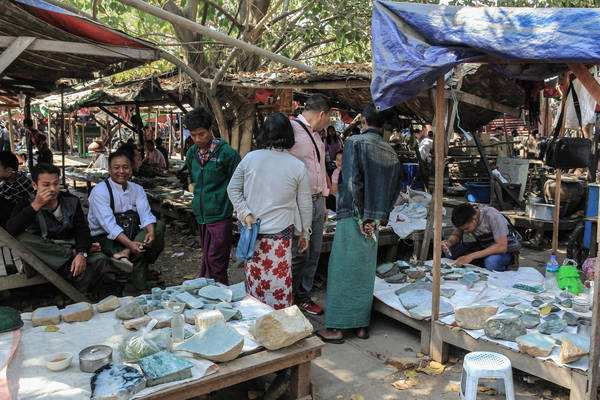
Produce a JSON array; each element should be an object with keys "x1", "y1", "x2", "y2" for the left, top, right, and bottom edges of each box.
[
  {"x1": 415, "y1": 126, "x2": 433, "y2": 163},
  {"x1": 88, "y1": 150, "x2": 165, "y2": 291}
]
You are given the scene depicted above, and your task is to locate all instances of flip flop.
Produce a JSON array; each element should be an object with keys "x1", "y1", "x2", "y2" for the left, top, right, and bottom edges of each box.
[
  {"x1": 316, "y1": 329, "x2": 345, "y2": 344},
  {"x1": 111, "y1": 256, "x2": 134, "y2": 273}
]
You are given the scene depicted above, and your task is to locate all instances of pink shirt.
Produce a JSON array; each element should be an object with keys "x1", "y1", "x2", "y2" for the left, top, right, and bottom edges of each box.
[
  {"x1": 144, "y1": 149, "x2": 166, "y2": 169},
  {"x1": 289, "y1": 115, "x2": 329, "y2": 196}
]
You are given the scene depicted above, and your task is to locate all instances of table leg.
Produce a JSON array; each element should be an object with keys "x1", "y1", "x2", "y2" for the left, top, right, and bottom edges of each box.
[
  {"x1": 430, "y1": 323, "x2": 449, "y2": 363},
  {"x1": 289, "y1": 361, "x2": 311, "y2": 399}
]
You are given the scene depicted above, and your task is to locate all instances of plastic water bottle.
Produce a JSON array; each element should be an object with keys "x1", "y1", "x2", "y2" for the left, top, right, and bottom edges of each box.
[
  {"x1": 170, "y1": 303, "x2": 185, "y2": 345},
  {"x1": 544, "y1": 254, "x2": 560, "y2": 293}
]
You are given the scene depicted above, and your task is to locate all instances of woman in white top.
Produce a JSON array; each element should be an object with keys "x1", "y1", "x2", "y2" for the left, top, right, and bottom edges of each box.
[{"x1": 227, "y1": 113, "x2": 312, "y2": 309}]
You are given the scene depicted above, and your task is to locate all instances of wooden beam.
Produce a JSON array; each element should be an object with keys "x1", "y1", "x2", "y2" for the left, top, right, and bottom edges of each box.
[
  {"x1": 0, "y1": 36, "x2": 158, "y2": 61},
  {"x1": 587, "y1": 208, "x2": 600, "y2": 400},
  {"x1": 569, "y1": 63, "x2": 600, "y2": 104},
  {"x1": 0, "y1": 226, "x2": 88, "y2": 302},
  {"x1": 552, "y1": 75, "x2": 570, "y2": 256},
  {"x1": 98, "y1": 105, "x2": 136, "y2": 132},
  {"x1": 0, "y1": 37, "x2": 36, "y2": 75},
  {"x1": 417, "y1": 90, "x2": 520, "y2": 118},
  {"x1": 431, "y1": 75, "x2": 446, "y2": 323},
  {"x1": 118, "y1": 0, "x2": 315, "y2": 73}
]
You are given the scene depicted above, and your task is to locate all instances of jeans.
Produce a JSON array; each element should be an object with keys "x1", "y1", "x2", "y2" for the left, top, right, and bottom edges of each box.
[
  {"x1": 198, "y1": 218, "x2": 233, "y2": 285},
  {"x1": 449, "y1": 241, "x2": 513, "y2": 272},
  {"x1": 292, "y1": 195, "x2": 326, "y2": 303}
]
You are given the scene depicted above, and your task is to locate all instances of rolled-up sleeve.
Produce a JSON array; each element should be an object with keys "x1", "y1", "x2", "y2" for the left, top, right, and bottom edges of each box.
[
  {"x1": 227, "y1": 160, "x2": 253, "y2": 222},
  {"x1": 135, "y1": 186, "x2": 156, "y2": 229},
  {"x1": 297, "y1": 167, "x2": 313, "y2": 236},
  {"x1": 88, "y1": 185, "x2": 123, "y2": 240}
]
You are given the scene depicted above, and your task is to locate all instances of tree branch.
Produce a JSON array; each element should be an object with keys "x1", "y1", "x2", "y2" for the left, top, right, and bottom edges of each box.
[
  {"x1": 202, "y1": 0, "x2": 243, "y2": 30},
  {"x1": 211, "y1": 48, "x2": 239, "y2": 94},
  {"x1": 270, "y1": 5, "x2": 304, "y2": 25},
  {"x1": 292, "y1": 37, "x2": 336, "y2": 60}
]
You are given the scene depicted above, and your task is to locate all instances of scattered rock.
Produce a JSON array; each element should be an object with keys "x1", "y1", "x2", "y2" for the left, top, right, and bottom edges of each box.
[
  {"x1": 406, "y1": 268, "x2": 425, "y2": 280},
  {"x1": 502, "y1": 295, "x2": 522, "y2": 307},
  {"x1": 250, "y1": 305, "x2": 313, "y2": 350},
  {"x1": 175, "y1": 292, "x2": 204, "y2": 309},
  {"x1": 538, "y1": 319, "x2": 567, "y2": 335},
  {"x1": 176, "y1": 324, "x2": 244, "y2": 362},
  {"x1": 559, "y1": 334, "x2": 590, "y2": 364},
  {"x1": 484, "y1": 313, "x2": 526, "y2": 341},
  {"x1": 197, "y1": 285, "x2": 233, "y2": 303},
  {"x1": 61, "y1": 302, "x2": 93, "y2": 322},
  {"x1": 195, "y1": 310, "x2": 225, "y2": 332},
  {"x1": 454, "y1": 305, "x2": 498, "y2": 330},
  {"x1": 531, "y1": 299, "x2": 543, "y2": 308},
  {"x1": 522, "y1": 312, "x2": 540, "y2": 329},
  {"x1": 560, "y1": 298, "x2": 573, "y2": 308},
  {"x1": 116, "y1": 301, "x2": 145, "y2": 320},
  {"x1": 563, "y1": 312, "x2": 578, "y2": 326},
  {"x1": 440, "y1": 288, "x2": 456, "y2": 298},
  {"x1": 385, "y1": 272, "x2": 407, "y2": 284},
  {"x1": 96, "y1": 296, "x2": 120, "y2": 313},
  {"x1": 123, "y1": 316, "x2": 152, "y2": 330},
  {"x1": 516, "y1": 333, "x2": 556, "y2": 357},
  {"x1": 32, "y1": 306, "x2": 60, "y2": 327}
]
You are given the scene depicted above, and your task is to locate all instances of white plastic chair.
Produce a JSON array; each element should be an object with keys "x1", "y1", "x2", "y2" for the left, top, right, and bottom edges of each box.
[{"x1": 460, "y1": 351, "x2": 515, "y2": 400}]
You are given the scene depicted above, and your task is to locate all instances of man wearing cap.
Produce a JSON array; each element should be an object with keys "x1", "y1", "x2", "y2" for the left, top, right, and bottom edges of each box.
[{"x1": 185, "y1": 107, "x2": 240, "y2": 284}]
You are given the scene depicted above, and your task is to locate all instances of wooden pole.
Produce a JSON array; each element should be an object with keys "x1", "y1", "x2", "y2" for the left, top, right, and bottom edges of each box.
[
  {"x1": 117, "y1": 0, "x2": 315, "y2": 73},
  {"x1": 7, "y1": 108, "x2": 13, "y2": 151},
  {"x1": 431, "y1": 75, "x2": 446, "y2": 323},
  {"x1": 180, "y1": 114, "x2": 184, "y2": 160},
  {"x1": 154, "y1": 108, "x2": 159, "y2": 141},
  {"x1": 168, "y1": 111, "x2": 173, "y2": 157},
  {"x1": 60, "y1": 89, "x2": 65, "y2": 186}
]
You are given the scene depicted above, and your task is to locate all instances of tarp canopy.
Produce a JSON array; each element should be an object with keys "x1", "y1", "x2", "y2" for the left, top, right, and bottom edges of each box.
[{"x1": 371, "y1": 1, "x2": 600, "y2": 110}]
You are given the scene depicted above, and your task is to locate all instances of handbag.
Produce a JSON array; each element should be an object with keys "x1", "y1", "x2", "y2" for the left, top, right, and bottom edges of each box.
[
  {"x1": 105, "y1": 179, "x2": 141, "y2": 240},
  {"x1": 236, "y1": 219, "x2": 261, "y2": 261},
  {"x1": 545, "y1": 81, "x2": 591, "y2": 169}
]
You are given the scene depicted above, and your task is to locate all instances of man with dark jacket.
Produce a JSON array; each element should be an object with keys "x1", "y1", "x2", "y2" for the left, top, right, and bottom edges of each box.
[
  {"x1": 0, "y1": 151, "x2": 34, "y2": 226},
  {"x1": 6, "y1": 164, "x2": 116, "y2": 297},
  {"x1": 185, "y1": 107, "x2": 241, "y2": 284}
]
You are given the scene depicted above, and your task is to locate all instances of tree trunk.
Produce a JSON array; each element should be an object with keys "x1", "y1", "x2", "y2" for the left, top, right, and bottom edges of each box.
[{"x1": 239, "y1": 103, "x2": 255, "y2": 156}]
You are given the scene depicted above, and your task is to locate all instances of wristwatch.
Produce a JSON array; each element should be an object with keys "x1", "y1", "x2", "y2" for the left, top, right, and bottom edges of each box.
[{"x1": 77, "y1": 252, "x2": 88, "y2": 259}]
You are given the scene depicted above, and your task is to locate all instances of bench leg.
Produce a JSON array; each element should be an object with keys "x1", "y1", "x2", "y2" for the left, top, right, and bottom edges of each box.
[
  {"x1": 420, "y1": 323, "x2": 431, "y2": 355},
  {"x1": 290, "y1": 361, "x2": 311, "y2": 399},
  {"x1": 570, "y1": 372, "x2": 588, "y2": 400},
  {"x1": 430, "y1": 323, "x2": 449, "y2": 363}
]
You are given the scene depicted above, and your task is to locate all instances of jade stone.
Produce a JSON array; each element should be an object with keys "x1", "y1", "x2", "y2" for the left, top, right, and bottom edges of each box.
[
  {"x1": 385, "y1": 272, "x2": 407, "y2": 284},
  {"x1": 538, "y1": 319, "x2": 567, "y2": 335},
  {"x1": 228, "y1": 282, "x2": 247, "y2": 302},
  {"x1": 559, "y1": 333, "x2": 590, "y2": 364},
  {"x1": 440, "y1": 288, "x2": 456, "y2": 298},
  {"x1": 91, "y1": 364, "x2": 146, "y2": 399},
  {"x1": 138, "y1": 351, "x2": 193, "y2": 387},
  {"x1": 563, "y1": 312, "x2": 578, "y2": 326},
  {"x1": 484, "y1": 313, "x2": 526, "y2": 341},
  {"x1": 516, "y1": 333, "x2": 555, "y2": 357},
  {"x1": 176, "y1": 324, "x2": 244, "y2": 362},
  {"x1": 544, "y1": 313, "x2": 560, "y2": 321},
  {"x1": 198, "y1": 285, "x2": 233, "y2": 303},
  {"x1": 376, "y1": 262, "x2": 396, "y2": 277},
  {"x1": 214, "y1": 302, "x2": 241, "y2": 321},
  {"x1": 175, "y1": 292, "x2": 205, "y2": 309},
  {"x1": 522, "y1": 313, "x2": 541, "y2": 329},
  {"x1": 531, "y1": 299, "x2": 543, "y2": 308},
  {"x1": 502, "y1": 295, "x2": 522, "y2": 307},
  {"x1": 561, "y1": 298, "x2": 573, "y2": 308}
]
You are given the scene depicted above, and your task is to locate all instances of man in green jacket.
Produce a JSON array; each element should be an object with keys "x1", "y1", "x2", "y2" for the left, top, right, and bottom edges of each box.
[{"x1": 185, "y1": 107, "x2": 241, "y2": 284}]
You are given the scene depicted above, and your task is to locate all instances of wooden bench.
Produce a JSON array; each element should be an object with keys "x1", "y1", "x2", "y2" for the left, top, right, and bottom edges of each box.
[{"x1": 0, "y1": 246, "x2": 47, "y2": 291}]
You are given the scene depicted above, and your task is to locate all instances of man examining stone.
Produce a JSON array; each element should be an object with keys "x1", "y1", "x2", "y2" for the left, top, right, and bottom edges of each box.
[
  {"x1": 289, "y1": 94, "x2": 332, "y2": 315},
  {"x1": 442, "y1": 202, "x2": 520, "y2": 271},
  {"x1": 88, "y1": 151, "x2": 165, "y2": 291},
  {"x1": 6, "y1": 164, "x2": 116, "y2": 297},
  {"x1": 185, "y1": 107, "x2": 240, "y2": 284}
]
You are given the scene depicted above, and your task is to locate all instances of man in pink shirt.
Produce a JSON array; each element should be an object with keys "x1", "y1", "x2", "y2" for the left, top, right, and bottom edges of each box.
[{"x1": 289, "y1": 94, "x2": 331, "y2": 315}]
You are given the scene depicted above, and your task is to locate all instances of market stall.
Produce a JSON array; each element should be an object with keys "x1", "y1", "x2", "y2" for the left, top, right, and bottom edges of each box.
[{"x1": 371, "y1": 2, "x2": 600, "y2": 399}]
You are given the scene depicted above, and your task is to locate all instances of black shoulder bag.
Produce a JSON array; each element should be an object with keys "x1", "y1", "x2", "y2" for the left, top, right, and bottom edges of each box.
[
  {"x1": 545, "y1": 82, "x2": 591, "y2": 169},
  {"x1": 104, "y1": 179, "x2": 141, "y2": 240},
  {"x1": 294, "y1": 119, "x2": 321, "y2": 163}
]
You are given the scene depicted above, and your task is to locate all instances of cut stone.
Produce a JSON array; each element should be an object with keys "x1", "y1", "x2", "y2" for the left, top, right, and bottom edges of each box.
[
  {"x1": 516, "y1": 333, "x2": 556, "y2": 357},
  {"x1": 376, "y1": 262, "x2": 397, "y2": 278},
  {"x1": 250, "y1": 305, "x2": 313, "y2": 350},
  {"x1": 147, "y1": 309, "x2": 174, "y2": 329},
  {"x1": 197, "y1": 285, "x2": 233, "y2": 303},
  {"x1": 543, "y1": 313, "x2": 560, "y2": 321},
  {"x1": 184, "y1": 309, "x2": 204, "y2": 325},
  {"x1": 175, "y1": 292, "x2": 204, "y2": 309},
  {"x1": 214, "y1": 302, "x2": 242, "y2": 321},
  {"x1": 398, "y1": 289, "x2": 431, "y2": 310},
  {"x1": 138, "y1": 351, "x2": 193, "y2": 387},
  {"x1": 96, "y1": 296, "x2": 120, "y2": 313},
  {"x1": 559, "y1": 334, "x2": 590, "y2": 364},
  {"x1": 454, "y1": 305, "x2": 498, "y2": 330},
  {"x1": 61, "y1": 302, "x2": 93, "y2": 322},
  {"x1": 405, "y1": 268, "x2": 425, "y2": 280},
  {"x1": 440, "y1": 288, "x2": 456, "y2": 298},
  {"x1": 460, "y1": 272, "x2": 480, "y2": 288},
  {"x1": 531, "y1": 299, "x2": 543, "y2": 308},
  {"x1": 538, "y1": 319, "x2": 567, "y2": 335},
  {"x1": 484, "y1": 314, "x2": 526, "y2": 341},
  {"x1": 32, "y1": 306, "x2": 60, "y2": 327},
  {"x1": 563, "y1": 312, "x2": 578, "y2": 326},
  {"x1": 90, "y1": 364, "x2": 145, "y2": 399},
  {"x1": 560, "y1": 298, "x2": 573, "y2": 308},
  {"x1": 176, "y1": 323, "x2": 244, "y2": 362},
  {"x1": 385, "y1": 272, "x2": 407, "y2": 284},
  {"x1": 228, "y1": 282, "x2": 247, "y2": 302},
  {"x1": 502, "y1": 295, "x2": 522, "y2": 307},
  {"x1": 522, "y1": 313, "x2": 540, "y2": 329},
  {"x1": 116, "y1": 301, "x2": 145, "y2": 320},
  {"x1": 195, "y1": 309, "x2": 225, "y2": 332},
  {"x1": 123, "y1": 316, "x2": 152, "y2": 331},
  {"x1": 181, "y1": 278, "x2": 210, "y2": 293}
]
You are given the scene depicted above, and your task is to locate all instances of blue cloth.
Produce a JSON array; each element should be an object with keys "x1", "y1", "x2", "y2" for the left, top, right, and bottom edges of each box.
[
  {"x1": 449, "y1": 242, "x2": 512, "y2": 272},
  {"x1": 371, "y1": 1, "x2": 600, "y2": 109},
  {"x1": 236, "y1": 219, "x2": 260, "y2": 261},
  {"x1": 336, "y1": 129, "x2": 402, "y2": 221}
]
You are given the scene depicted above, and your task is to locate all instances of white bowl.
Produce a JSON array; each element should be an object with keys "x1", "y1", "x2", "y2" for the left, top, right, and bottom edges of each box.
[{"x1": 45, "y1": 352, "x2": 72, "y2": 372}]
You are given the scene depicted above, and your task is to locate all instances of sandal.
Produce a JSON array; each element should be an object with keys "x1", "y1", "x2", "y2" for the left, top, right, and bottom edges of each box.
[
  {"x1": 111, "y1": 256, "x2": 133, "y2": 273},
  {"x1": 355, "y1": 327, "x2": 370, "y2": 340},
  {"x1": 316, "y1": 329, "x2": 345, "y2": 344}
]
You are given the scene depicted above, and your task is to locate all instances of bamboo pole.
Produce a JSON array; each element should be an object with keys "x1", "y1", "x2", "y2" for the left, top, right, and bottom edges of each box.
[
  {"x1": 431, "y1": 75, "x2": 446, "y2": 323},
  {"x1": 117, "y1": 0, "x2": 315, "y2": 73},
  {"x1": 7, "y1": 108, "x2": 14, "y2": 151},
  {"x1": 587, "y1": 195, "x2": 600, "y2": 400}
]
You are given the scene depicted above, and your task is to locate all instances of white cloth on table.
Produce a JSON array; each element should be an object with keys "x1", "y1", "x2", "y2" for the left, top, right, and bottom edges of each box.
[
  {"x1": 87, "y1": 177, "x2": 156, "y2": 239},
  {"x1": 227, "y1": 149, "x2": 312, "y2": 236}
]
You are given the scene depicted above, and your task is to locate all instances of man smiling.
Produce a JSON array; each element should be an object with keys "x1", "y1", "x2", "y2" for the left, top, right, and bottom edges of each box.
[{"x1": 185, "y1": 107, "x2": 240, "y2": 284}]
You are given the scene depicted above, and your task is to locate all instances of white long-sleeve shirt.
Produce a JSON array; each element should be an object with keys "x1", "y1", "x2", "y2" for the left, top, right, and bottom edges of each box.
[
  {"x1": 88, "y1": 177, "x2": 157, "y2": 239},
  {"x1": 227, "y1": 149, "x2": 312, "y2": 237}
]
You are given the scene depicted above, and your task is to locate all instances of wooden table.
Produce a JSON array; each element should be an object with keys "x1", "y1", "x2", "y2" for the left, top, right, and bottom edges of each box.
[
  {"x1": 430, "y1": 321, "x2": 588, "y2": 400},
  {"x1": 373, "y1": 298, "x2": 430, "y2": 354},
  {"x1": 141, "y1": 336, "x2": 324, "y2": 400}
]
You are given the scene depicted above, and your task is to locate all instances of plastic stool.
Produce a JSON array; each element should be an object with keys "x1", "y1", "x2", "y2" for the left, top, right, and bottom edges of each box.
[{"x1": 460, "y1": 351, "x2": 515, "y2": 400}]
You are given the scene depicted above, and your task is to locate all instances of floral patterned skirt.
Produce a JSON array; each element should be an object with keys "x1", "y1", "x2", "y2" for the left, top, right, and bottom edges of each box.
[{"x1": 244, "y1": 226, "x2": 294, "y2": 310}]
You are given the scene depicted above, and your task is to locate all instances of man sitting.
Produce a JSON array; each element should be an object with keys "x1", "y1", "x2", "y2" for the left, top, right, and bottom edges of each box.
[
  {"x1": 5, "y1": 164, "x2": 117, "y2": 297},
  {"x1": 142, "y1": 140, "x2": 167, "y2": 172},
  {"x1": 442, "y1": 202, "x2": 521, "y2": 271},
  {"x1": 155, "y1": 138, "x2": 170, "y2": 170},
  {"x1": 87, "y1": 151, "x2": 165, "y2": 291},
  {"x1": 0, "y1": 151, "x2": 35, "y2": 226}
]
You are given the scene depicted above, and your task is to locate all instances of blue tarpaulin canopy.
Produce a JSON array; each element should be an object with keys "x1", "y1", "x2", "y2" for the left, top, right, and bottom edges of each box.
[{"x1": 371, "y1": 1, "x2": 600, "y2": 110}]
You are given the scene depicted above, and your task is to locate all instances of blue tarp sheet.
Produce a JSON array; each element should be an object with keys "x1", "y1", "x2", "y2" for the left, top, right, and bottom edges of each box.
[{"x1": 371, "y1": 1, "x2": 600, "y2": 110}]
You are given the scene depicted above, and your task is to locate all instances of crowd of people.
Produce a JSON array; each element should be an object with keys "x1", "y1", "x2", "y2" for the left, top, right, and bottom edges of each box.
[{"x1": 0, "y1": 92, "x2": 522, "y2": 343}]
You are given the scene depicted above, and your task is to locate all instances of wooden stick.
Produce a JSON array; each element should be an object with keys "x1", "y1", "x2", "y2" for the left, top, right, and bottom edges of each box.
[
  {"x1": 7, "y1": 108, "x2": 13, "y2": 151},
  {"x1": 587, "y1": 195, "x2": 600, "y2": 399},
  {"x1": 117, "y1": 0, "x2": 315, "y2": 73},
  {"x1": 569, "y1": 63, "x2": 600, "y2": 104},
  {"x1": 431, "y1": 75, "x2": 446, "y2": 321}
]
